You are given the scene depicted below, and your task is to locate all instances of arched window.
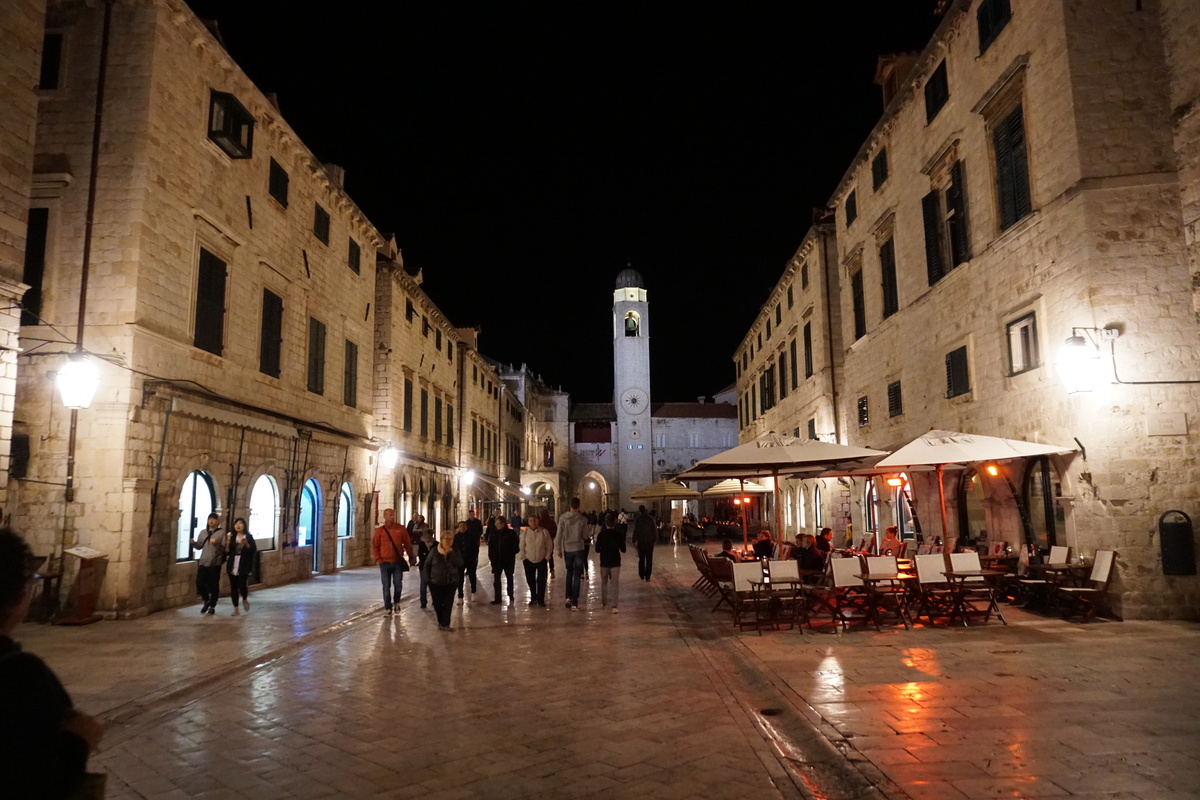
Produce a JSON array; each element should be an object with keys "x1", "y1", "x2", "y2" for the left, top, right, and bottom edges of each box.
[
  {"x1": 336, "y1": 482, "x2": 354, "y2": 568},
  {"x1": 248, "y1": 475, "x2": 279, "y2": 551},
  {"x1": 863, "y1": 480, "x2": 879, "y2": 541},
  {"x1": 624, "y1": 312, "x2": 640, "y2": 337},
  {"x1": 957, "y1": 469, "x2": 988, "y2": 545},
  {"x1": 176, "y1": 470, "x2": 217, "y2": 562},
  {"x1": 798, "y1": 486, "x2": 807, "y2": 530},
  {"x1": 813, "y1": 484, "x2": 823, "y2": 528},
  {"x1": 543, "y1": 436, "x2": 554, "y2": 467},
  {"x1": 298, "y1": 478, "x2": 320, "y2": 548},
  {"x1": 1022, "y1": 456, "x2": 1061, "y2": 552},
  {"x1": 784, "y1": 488, "x2": 793, "y2": 533},
  {"x1": 894, "y1": 473, "x2": 915, "y2": 539}
]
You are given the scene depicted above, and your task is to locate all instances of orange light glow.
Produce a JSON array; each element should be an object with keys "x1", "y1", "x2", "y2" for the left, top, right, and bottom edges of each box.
[
  {"x1": 885, "y1": 475, "x2": 904, "y2": 487},
  {"x1": 985, "y1": 464, "x2": 1000, "y2": 476}
]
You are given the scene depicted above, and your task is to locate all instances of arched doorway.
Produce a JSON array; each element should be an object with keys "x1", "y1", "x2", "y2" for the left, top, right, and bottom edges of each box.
[
  {"x1": 176, "y1": 470, "x2": 217, "y2": 562},
  {"x1": 1023, "y1": 456, "x2": 1062, "y2": 553},
  {"x1": 957, "y1": 469, "x2": 987, "y2": 546},
  {"x1": 813, "y1": 484, "x2": 823, "y2": 528},
  {"x1": 336, "y1": 482, "x2": 354, "y2": 568},
  {"x1": 578, "y1": 471, "x2": 607, "y2": 513},
  {"x1": 893, "y1": 472, "x2": 916, "y2": 540},
  {"x1": 249, "y1": 474, "x2": 279, "y2": 551},
  {"x1": 299, "y1": 478, "x2": 322, "y2": 572},
  {"x1": 863, "y1": 479, "x2": 880, "y2": 548}
]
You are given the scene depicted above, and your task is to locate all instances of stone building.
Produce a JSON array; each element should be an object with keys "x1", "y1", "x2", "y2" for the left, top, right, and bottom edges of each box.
[
  {"x1": 737, "y1": 0, "x2": 1200, "y2": 619},
  {"x1": 570, "y1": 268, "x2": 737, "y2": 513},
  {"x1": 499, "y1": 363, "x2": 570, "y2": 517},
  {"x1": 0, "y1": 0, "x2": 45, "y2": 509}
]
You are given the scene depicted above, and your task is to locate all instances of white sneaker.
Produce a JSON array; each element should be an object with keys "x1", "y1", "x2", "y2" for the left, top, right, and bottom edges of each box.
[{"x1": 612, "y1": 607, "x2": 619, "y2": 614}]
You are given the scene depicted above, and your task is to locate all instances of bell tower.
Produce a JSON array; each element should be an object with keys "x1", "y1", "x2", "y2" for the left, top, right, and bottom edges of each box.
[{"x1": 613, "y1": 267, "x2": 653, "y2": 507}]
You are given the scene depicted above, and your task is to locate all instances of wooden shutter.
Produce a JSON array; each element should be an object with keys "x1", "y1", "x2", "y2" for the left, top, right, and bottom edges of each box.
[
  {"x1": 347, "y1": 239, "x2": 361, "y2": 274},
  {"x1": 947, "y1": 160, "x2": 971, "y2": 266},
  {"x1": 946, "y1": 346, "x2": 970, "y2": 398},
  {"x1": 343, "y1": 339, "x2": 358, "y2": 407},
  {"x1": 803, "y1": 323, "x2": 813, "y2": 378},
  {"x1": 194, "y1": 249, "x2": 227, "y2": 356},
  {"x1": 307, "y1": 318, "x2": 325, "y2": 394},
  {"x1": 434, "y1": 396, "x2": 443, "y2": 442},
  {"x1": 995, "y1": 105, "x2": 1031, "y2": 230},
  {"x1": 420, "y1": 388, "x2": 428, "y2": 437},
  {"x1": 924, "y1": 61, "x2": 949, "y2": 123},
  {"x1": 259, "y1": 289, "x2": 283, "y2": 377},
  {"x1": 790, "y1": 338, "x2": 799, "y2": 388},
  {"x1": 880, "y1": 239, "x2": 899, "y2": 318},
  {"x1": 447, "y1": 404, "x2": 454, "y2": 447},
  {"x1": 922, "y1": 191, "x2": 944, "y2": 285},
  {"x1": 268, "y1": 159, "x2": 289, "y2": 207},
  {"x1": 851, "y1": 271, "x2": 866, "y2": 339},
  {"x1": 887, "y1": 381, "x2": 903, "y2": 417},
  {"x1": 778, "y1": 354, "x2": 788, "y2": 399},
  {"x1": 403, "y1": 378, "x2": 413, "y2": 431},
  {"x1": 857, "y1": 396, "x2": 869, "y2": 427},
  {"x1": 21, "y1": 208, "x2": 49, "y2": 326}
]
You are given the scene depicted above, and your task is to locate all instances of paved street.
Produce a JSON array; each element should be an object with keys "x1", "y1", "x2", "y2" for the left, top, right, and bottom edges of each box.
[{"x1": 16, "y1": 547, "x2": 1200, "y2": 799}]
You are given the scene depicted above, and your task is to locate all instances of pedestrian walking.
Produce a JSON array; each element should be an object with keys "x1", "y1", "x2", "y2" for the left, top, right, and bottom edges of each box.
[
  {"x1": 487, "y1": 515, "x2": 520, "y2": 604},
  {"x1": 594, "y1": 512, "x2": 626, "y2": 613},
  {"x1": 224, "y1": 518, "x2": 256, "y2": 616},
  {"x1": 453, "y1": 520, "x2": 481, "y2": 601},
  {"x1": 372, "y1": 508, "x2": 414, "y2": 617},
  {"x1": 190, "y1": 513, "x2": 224, "y2": 615},
  {"x1": 519, "y1": 514, "x2": 553, "y2": 607},
  {"x1": 416, "y1": 526, "x2": 435, "y2": 609},
  {"x1": 555, "y1": 497, "x2": 589, "y2": 609},
  {"x1": 424, "y1": 530, "x2": 464, "y2": 631},
  {"x1": 540, "y1": 509, "x2": 557, "y2": 577},
  {"x1": 631, "y1": 505, "x2": 657, "y2": 582},
  {"x1": 0, "y1": 529, "x2": 106, "y2": 799}
]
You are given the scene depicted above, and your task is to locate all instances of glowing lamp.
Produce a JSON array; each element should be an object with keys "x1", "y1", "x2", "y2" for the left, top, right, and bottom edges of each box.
[
  {"x1": 1059, "y1": 334, "x2": 1102, "y2": 393},
  {"x1": 521, "y1": 486, "x2": 531, "y2": 495},
  {"x1": 462, "y1": 469, "x2": 475, "y2": 485},
  {"x1": 985, "y1": 464, "x2": 1000, "y2": 477},
  {"x1": 56, "y1": 355, "x2": 100, "y2": 410},
  {"x1": 885, "y1": 475, "x2": 904, "y2": 488},
  {"x1": 380, "y1": 447, "x2": 400, "y2": 469}
]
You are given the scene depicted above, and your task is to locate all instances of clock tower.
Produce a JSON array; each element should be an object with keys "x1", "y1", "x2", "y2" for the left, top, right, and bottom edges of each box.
[{"x1": 613, "y1": 267, "x2": 653, "y2": 508}]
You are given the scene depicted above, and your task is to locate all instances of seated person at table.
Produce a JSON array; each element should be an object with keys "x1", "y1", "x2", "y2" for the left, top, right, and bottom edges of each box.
[
  {"x1": 814, "y1": 527, "x2": 834, "y2": 555},
  {"x1": 713, "y1": 539, "x2": 741, "y2": 562},
  {"x1": 792, "y1": 534, "x2": 827, "y2": 573},
  {"x1": 752, "y1": 530, "x2": 774, "y2": 560},
  {"x1": 879, "y1": 525, "x2": 903, "y2": 556}
]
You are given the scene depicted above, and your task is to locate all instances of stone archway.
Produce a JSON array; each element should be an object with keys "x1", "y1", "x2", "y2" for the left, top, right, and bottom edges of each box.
[{"x1": 576, "y1": 471, "x2": 609, "y2": 513}]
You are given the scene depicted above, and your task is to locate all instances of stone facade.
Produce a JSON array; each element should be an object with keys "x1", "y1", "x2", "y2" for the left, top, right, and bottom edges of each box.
[
  {"x1": 735, "y1": 0, "x2": 1200, "y2": 619},
  {"x1": 0, "y1": 0, "x2": 44, "y2": 509},
  {"x1": 499, "y1": 363, "x2": 570, "y2": 517}
]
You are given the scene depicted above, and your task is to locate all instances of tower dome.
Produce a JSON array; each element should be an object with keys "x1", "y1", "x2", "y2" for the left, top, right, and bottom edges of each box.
[{"x1": 615, "y1": 268, "x2": 644, "y2": 289}]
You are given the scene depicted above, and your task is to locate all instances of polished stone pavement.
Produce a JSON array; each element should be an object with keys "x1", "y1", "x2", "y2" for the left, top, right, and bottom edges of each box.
[{"x1": 15, "y1": 547, "x2": 1200, "y2": 799}]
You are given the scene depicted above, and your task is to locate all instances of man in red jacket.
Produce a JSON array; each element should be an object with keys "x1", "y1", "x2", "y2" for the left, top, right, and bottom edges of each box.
[{"x1": 372, "y1": 508, "x2": 414, "y2": 616}]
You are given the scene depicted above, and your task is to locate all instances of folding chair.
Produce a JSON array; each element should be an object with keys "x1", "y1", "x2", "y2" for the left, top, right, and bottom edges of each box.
[
  {"x1": 914, "y1": 554, "x2": 953, "y2": 626},
  {"x1": 1016, "y1": 545, "x2": 1072, "y2": 607},
  {"x1": 1057, "y1": 550, "x2": 1115, "y2": 622},
  {"x1": 948, "y1": 551, "x2": 1005, "y2": 625}
]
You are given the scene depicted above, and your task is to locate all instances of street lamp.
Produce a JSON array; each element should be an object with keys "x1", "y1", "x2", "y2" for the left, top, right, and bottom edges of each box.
[
  {"x1": 56, "y1": 354, "x2": 100, "y2": 410},
  {"x1": 380, "y1": 447, "x2": 399, "y2": 469},
  {"x1": 1059, "y1": 327, "x2": 1118, "y2": 393}
]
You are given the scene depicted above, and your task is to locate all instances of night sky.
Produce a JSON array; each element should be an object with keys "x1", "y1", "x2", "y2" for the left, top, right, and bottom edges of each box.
[{"x1": 184, "y1": 1, "x2": 941, "y2": 403}]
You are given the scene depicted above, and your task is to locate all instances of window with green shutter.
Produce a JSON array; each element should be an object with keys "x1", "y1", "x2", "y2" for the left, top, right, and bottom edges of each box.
[
  {"x1": 946, "y1": 346, "x2": 970, "y2": 398},
  {"x1": 259, "y1": 289, "x2": 283, "y2": 378},
  {"x1": 194, "y1": 249, "x2": 227, "y2": 356},
  {"x1": 343, "y1": 339, "x2": 357, "y2": 407},
  {"x1": 880, "y1": 238, "x2": 898, "y2": 319},
  {"x1": 306, "y1": 318, "x2": 325, "y2": 394},
  {"x1": 994, "y1": 105, "x2": 1031, "y2": 230},
  {"x1": 851, "y1": 270, "x2": 866, "y2": 339},
  {"x1": 403, "y1": 378, "x2": 413, "y2": 431}
]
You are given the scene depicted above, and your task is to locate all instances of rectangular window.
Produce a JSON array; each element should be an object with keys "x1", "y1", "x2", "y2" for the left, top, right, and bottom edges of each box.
[
  {"x1": 472, "y1": 419, "x2": 478, "y2": 453},
  {"x1": 403, "y1": 378, "x2": 413, "y2": 431},
  {"x1": 423, "y1": 316, "x2": 430, "y2": 337},
  {"x1": 807, "y1": 418, "x2": 817, "y2": 440},
  {"x1": 994, "y1": 105, "x2": 1032, "y2": 231},
  {"x1": 343, "y1": 340, "x2": 358, "y2": 407},
  {"x1": 259, "y1": 289, "x2": 283, "y2": 378},
  {"x1": 946, "y1": 160, "x2": 972, "y2": 266},
  {"x1": 207, "y1": 91, "x2": 254, "y2": 159},
  {"x1": 435, "y1": 329, "x2": 442, "y2": 351},
  {"x1": 40, "y1": 33, "x2": 63, "y2": 90},
  {"x1": 405, "y1": 299, "x2": 415, "y2": 322},
  {"x1": 845, "y1": 190, "x2": 858, "y2": 226},
  {"x1": 924, "y1": 60, "x2": 949, "y2": 123},
  {"x1": 194, "y1": 248, "x2": 227, "y2": 356},
  {"x1": 887, "y1": 380, "x2": 903, "y2": 417},
  {"x1": 857, "y1": 396, "x2": 869, "y2": 427},
  {"x1": 434, "y1": 396, "x2": 443, "y2": 442},
  {"x1": 851, "y1": 270, "x2": 866, "y2": 340},
  {"x1": 880, "y1": 238, "x2": 899, "y2": 319},
  {"x1": 787, "y1": 285, "x2": 794, "y2": 308},
  {"x1": 447, "y1": 404, "x2": 455, "y2": 447},
  {"x1": 946, "y1": 345, "x2": 971, "y2": 398},
  {"x1": 789, "y1": 339, "x2": 799, "y2": 389},
  {"x1": 751, "y1": 388, "x2": 757, "y2": 420},
  {"x1": 757, "y1": 332, "x2": 762, "y2": 350},
  {"x1": 20, "y1": 207, "x2": 49, "y2": 326},
  {"x1": 801, "y1": 263, "x2": 809, "y2": 289},
  {"x1": 306, "y1": 318, "x2": 326, "y2": 394},
  {"x1": 775, "y1": 304, "x2": 782, "y2": 325},
  {"x1": 922, "y1": 190, "x2": 946, "y2": 286},
  {"x1": 1007, "y1": 312, "x2": 1039, "y2": 375},
  {"x1": 766, "y1": 318, "x2": 772, "y2": 339},
  {"x1": 268, "y1": 158, "x2": 289, "y2": 207},
  {"x1": 313, "y1": 204, "x2": 330, "y2": 244},
  {"x1": 922, "y1": 161, "x2": 972, "y2": 287},
  {"x1": 803, "y1": 323, "x2": 813, "y2": 378},
  {"x1": 978, "y1": 0, "x2": 1012, "y2": 54},
  {"x1": 347, "y1": 239, "x2": 361, "y2": 274},
  {"x1": 688, "y1": 432, "x2": 700, "y2": 448},
  {"x1": 872, "y1": 149, "x2": 889, "y2": 190},
  {"x1": 420, "y1": 388, "x2": 429, "y2": 438},
  {"x1": 778, "y1": 353, "x2": 788, "y2": 400}
]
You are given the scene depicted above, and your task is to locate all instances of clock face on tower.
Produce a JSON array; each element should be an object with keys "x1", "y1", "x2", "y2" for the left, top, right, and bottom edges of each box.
[{"x1": 621, "y1": 388, "x2": 648, "y2": 413}]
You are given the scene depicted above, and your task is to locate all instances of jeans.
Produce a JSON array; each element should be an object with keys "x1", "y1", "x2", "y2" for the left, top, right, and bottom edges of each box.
[
  {"x1": 459, "y1": 553, "x2": 479, "y2": 597},
  {"x1": 379, "y1": 561, "x2": 405, "y2": 609},
  {"x1": 492, "y1": 560, "x2": 515, "y2": 600},
  {"x1": 429, "y1": 584, "x2": 455, "y2": 627},
  {"x1": 638, "y1": 548, "x2": 654, "y2": 580},
  {"x1": 563, "y1": 550, "x2": 585, "y2": 605},
  {"x1": 419, "y1": 568, "x2": 429, "y2": 607},
  {"x1": 600, "y1": 566, "x2": 620, "y2": 607},
  {"x1": 196, "y1": 564, "x2": 221, "y2": 609},
  {"x1": 523, "y1": 559, "x2": 548, "y2": 605}
]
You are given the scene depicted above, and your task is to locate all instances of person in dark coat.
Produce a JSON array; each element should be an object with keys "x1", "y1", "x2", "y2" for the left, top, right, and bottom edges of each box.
[
  {"x1": 453, "y1": 520, "x2": 481, "y2": 600},
  {"x1": 423, "y1": 530, "x2": 465, "y2": 631},
  {"x1": 0, "y1": 529, "x2": 105, "y2": 799},
  {"x1": 631, "y1": 505, "x2": 658, "y2": 581},
  {"x1": 487, "y1": 516, "x2": 520, "y2": 604},
  {"x1": 224, "y1": 517, "x2": 257, "y2": 615},
  {"x1": 594, "y1": 512, "x2": 626, "y2": 612}
]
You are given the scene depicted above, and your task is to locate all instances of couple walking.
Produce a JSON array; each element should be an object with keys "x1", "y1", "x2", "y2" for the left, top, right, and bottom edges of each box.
[
  {"x1": 372, "y1": 508, "x2": 464, "y2": 631},
  {"x1": 191, "y1": 513, "x2": 258, "y2": 616},
  {"x1": 521, "y1": 499, "x2": 626, "y2": 611}
]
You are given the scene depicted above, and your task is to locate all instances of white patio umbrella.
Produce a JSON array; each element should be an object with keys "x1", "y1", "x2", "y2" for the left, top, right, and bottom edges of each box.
[
  {"x1": 629, "y1": 479, "x2": 701, "y2": 501},
  {"x1": 874, "y1": 429, "x2": 1077, "y2": 546},
  {"x1": 700, "y1": 478, "x2": 772, "y2": 547},
  {"x1": 678, "y1": 432, "x2": 887, "y2": 548}
]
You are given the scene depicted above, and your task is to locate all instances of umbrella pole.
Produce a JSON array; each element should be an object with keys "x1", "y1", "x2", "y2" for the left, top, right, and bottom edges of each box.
[
  {"x1": 937, "y1": 464, "x2": 951, "y2": 563},
  {"x1": 773, "y1": 469, "x2": 782, "y2": 545},
  {"x1": 739, "y1": 478, "x2": 749, "y2": 552}
]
